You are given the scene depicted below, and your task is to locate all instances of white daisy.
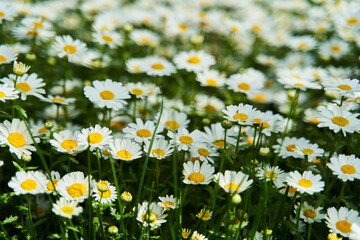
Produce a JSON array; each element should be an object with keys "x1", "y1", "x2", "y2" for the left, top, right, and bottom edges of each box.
[
  {"x1": 196, "y1": 69, "x2": 226, "y2": 87},
  {"x1": 0, "y1": 83, "x2": 19, "y2": 102},
  {"x1": 294, "y1": 201, "x2": 325, "y2": 224},
  {"x1": 319, "y1": 39, "x2": 349, "y2": 60},
  {"x1": 92, "y1": 181, "x2": 117, "y2": 204},
  {"x1": 125, "y1": 58, "x2": 145, "y2": 74},
  {"x1": 294, "y1": 142, "x2": 325, "y2": 162},
  {"x1": 168, "y1": 128, "x2": 202, "y2": 151},
  {"x1": 0, "y1": 45, "x2": 18, "y2": 65},
  {"x1": 158, "y1": 195, "x2": 179, "y2": 210},
  {"x1": 327, "y1": 154, "x2": 360, "y2": 182},
  {"x1": 144, "y1": 138, "x2": 173, "y2": 160},
  {"x1": 42, "y1": 95, "x2": 76, "y2": 105},
  {"x1": 50, "y1": 130, "x2": 86, "y2": 155},
  {"x1": 190, "y1": 143, "x2": 219, "y2": 163},
  {"x1": 0, "y1": 3, "x2": 17, "y2": 22},
  {"x1": 325, "y1": 207, "x2": 360, "y2": 238},
  {"x1": 256, "y1": 165, "x2": 285, "y2": 182},
  {"x1": 56, "y1": 171, "x2": 96, "y2": 203},
  {"x1": 286, "y1": 170, "x2": 325, "y2": 195},
  {"x1": 183, "y1": 161, "x2": 215, "y2": 185},
  {"x1": 126, "y1": 82, "x2": 152, "y2": 99},
  {"x1": 135, "y1": 202, "x2": 167, "y2": 228},
  {"x1": 53, "y1": 35, "x2": 87, "y2": 62},
  {"x1": 52, "y1": 197, "x2": 83, "y2": 219},
  {"x1": 45, "y1": 171, "x2": 61, "y2": 195},
  {"x1": 214, "y1": 170, "x2": 253, "y2": 194},
  {"x1": 142, "y1": 56, "x2": 176, "y2": 77},
  {"x1": 129, "y1": 29, "x2": 159, "y2": 47},
  {"x1": 322, "y1": 78, "x2": 360, "y2": 97},
  {"x1": 77, "y1": 125, "x2": 113, "y2": 151},
  {"x1": 109, "y1": 138, "x2": 142, "y2": 161},
  {"x1": 195, "y1": 95, "x2": 225, "y2": 115},
  {"x1": 123, "y1": 118, "x2": 164, "y2": 144},
  {"x1": 92, "y1": 30, "x2": 123, "y2": 49},
  {"x1": 8, "y1": 171, "x2": 47, "y2": 195},
  {"x1": 273, "y1": 137, "x2": 310, "y2": 159},
  {"x1": 173, "y1": 50, "x2": 216, "y2": 72},
  {"x1": 84, "y1": 79, "x2": 130, "y2": 110},
  {"x1": 222, "y1": 103, "x2": 259, "y2": 126},
  {"x1": 158, "y1": 108, "x2": 190, "y2": 131},
  {"x1": 227, "y1": 73, "x2": 264, "y2": 95},
  {"x1": 202, "y1": 123, "x2": 237, "y2": 150}
]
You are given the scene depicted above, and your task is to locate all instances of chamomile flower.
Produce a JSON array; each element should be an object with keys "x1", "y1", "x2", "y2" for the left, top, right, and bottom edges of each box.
[
  {"x1": 317, "y1": 104, "x2": 360, "y2": 136},
  {"x1": 56, "y1": 171, "x2": 95, "y2": 203},
  {"x1": 135, "y1": 202, "x2": 167, "y2": 228},
  {"x1": 0, "y1": 45, "x2": 18, "y2": 65},
  {"x1": 92, "y1": 181, "x2": 117, "y2": 204},
  {"x1": 319, "y1": 39, "x2": 349, "y2": 60},
  {"x1": 142, "y1": 56, "x2": 176, "y2": 77},
  {"x1": 183, "y1": 161, "x2": 215, "y2": 185},
  {"x1": 0, "y1": 83, "x2": 19, "y2": 102},
  {"x1": 158, "y1": 108, "x2": 190, "y2": 131},
  {"x1": 129, "y1": 29, "x2": 159, "y2": 47},
  {"x1": 125, "y1": 58, "x2": 145, "y2": 73},
  {"x1": 123, "y1": 118, "x2": 164, "y2": 143},
  {"x1": 196, "y1": 69, "x2": 226, "y2": 87},
  {"x1": 53, "y1": 35, "x2": 87, "y2": 62},
  {"x1": 196, "y1": 209, "x2": 212, "y2": 221},
  {"x1": 158, "y1": 195, "x2": 179, "y2": 210},
  {"x1": 92, "y1": 30, "x2": 123, "y2": 49},
  {"x1": 84, "y1": 79, "x2": 130, "y2": 110},
  {"x1": 126, "y1": 82, "x2": 153, "y2": 99},
  {"x1": 294, "y1": 142, "x2": 325, "y2": 162},
  {"x1": 0, "y1": 3, "x2": 17, "y2": 23},
  {"x1": 174, "y1": 50, "x2": 216, "y2": 72},
  {"x1": 326, "y1": 207, "x2": 360, "y2": 238},
  {"x1": 295, "y1": 201, "x2": 325, "y2": 224},
  {"x1": 256, "y1": 165, "x2": 285, "y2": 182},
  {"x1": 289, "y1": 36, "x2": 317, "y2": 51},
  {"x1": 144, "y1": 139, "x2": 173, "y2": 160},
  {"x1": 77, "y1": 125, "x2": 113, "y2": 152},
  {"x1": 109, "y1": 138, "x2": 142, "y2": 161},
  {"x1": 322, "y1": 78, "x2": 360, "y2": 97},
  {"x1": 286, "y1": 171, "x2": 325, "y2": 195},
  {"x1": 223, "y1": 103, "x2": 259, "y2": 126},
  {"x1": 45, "y1": 171, "x2": 61, "y2": 195},
  {"x1": 191, "y1": 231, "x2": 208, "y2": 240},
  {"x1": 50, "y1": 130, "x2": 86, "y2": 155},
  {"x1": 8, "y1": 171, "x2": 47, "y2": 195},
  {"x1": 202, "y1": 123, "x2": 237, "y2": 150},
  {"x1": 190, "y1": 143, "x2": 219, "y2": 163},
  {"x1": 327, "y1": 154, "x2": 360, "y2": 182},
  {"x1": 195, "y1": 95, "x2": 225, "y2": 114},
  {"x1": 168, "y1": 128, "x2": 202, "y2": 151},
  {"x1": 1, "y1": 73, "x2": 46, "y2": 100},
  {"x1": 0, "y1": 118, "x2": 36, "y2": 158},
  {"x1": 214, "y1": 170, "x2": 253, "y2": 194},
  {"x1": 42, "y1": 95, "x2": 76, "y2": 105},
  {"x1": 227, "y1": 73, "x2": 263, "y2": 95},
  {"x1": 52, "y1": 197, "x2": 83, "y2": 219},
  {"x1": 273, "y1": 137, "x2": 310, "y2": 159}
]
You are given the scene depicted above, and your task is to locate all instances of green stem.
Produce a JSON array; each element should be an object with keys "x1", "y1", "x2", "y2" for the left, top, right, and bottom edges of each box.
[
  {"x1": 133, "y1": 98, "x2": 137, "y2": 122},
  {"x1": 68, "y1": 219, "x2": 79, "y2": 240},
  {"x1": 87, "y1": 149, "x2": 93, "y2": 240},
  {"x1": 96, "y1": 148, "x2": 102, "y2": 179},
  {"x1": 307, "y1": 223, "x2": 312, "y2": 240},
  {"x1": 27, "y1": 195, "x2": 37, "y2": 238},
  {"x1": 234, "y1": 125, "x2": 242, "y2": 157}
]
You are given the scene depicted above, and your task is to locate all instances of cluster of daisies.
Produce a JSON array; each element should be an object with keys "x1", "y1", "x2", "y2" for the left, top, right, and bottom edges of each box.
[{"x1": 1, "y1": 0, "x2": 360, "y2": 239}]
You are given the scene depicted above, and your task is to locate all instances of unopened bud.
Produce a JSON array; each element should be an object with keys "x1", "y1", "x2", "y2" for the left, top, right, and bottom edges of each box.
[
  {"x1": 287, "y1": 89, "x2": 296, "y2": 99},
  {"x1": 261, "y1": 229, "x2": 272, "y2": 236},
  {"x1": 202, "y1": 118, "x2": 211, "y2": 125},
  {"x1": 221, "y1": 120, "x2": 233, "y2": 129},
  {"x1": 13, "y1": 61, "x2": 31, "y2": 76},
  {"x1": 84, "y1": 80, "x2": 92, "y2": 86},
  {"x1": 22, "y1": 154, "x2": 32, "y2": 162},
  {"x1": 44, "y1": 121, "x2": 54, "y2": 130},
  {"x1": 96, "y1": 180, "x2": 110, "y2": 192},
  {"x1": 250, "y1": 159, "x2": 259, "y2": 165},
  {"x1": 124, "y1": 24, "x2": 133, "y2": 32},
  {"x1": 47, "y1": 57, "x2": 56, "y2": 66},
  {"x1": 191, "y1": 34, "x2": 204, "y2": 45},
  {"x1": 25, "y1": 53, "x2": 36, "y2": 61},
  {"x1": 232, "y1": 193, "x2": 242, "y2": 204},
  {"x1": 121, "y1": 191, "x2": 132, "y2": 202},
  {"x1": 108, "y1": 226, "x2": 118, "y2": 234},
  {"x1": 259, "y1": 147, "x2": 270, "y2": 156}
]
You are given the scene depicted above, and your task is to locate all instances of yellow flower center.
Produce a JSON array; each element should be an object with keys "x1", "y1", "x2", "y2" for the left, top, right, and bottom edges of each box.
[
  {"x1": 33, "y1": 21, "x2": 44, "y2": 28},
  {"x1": 310, "y1": 117, "x2": 322, "y2": 124},
  {"x1": 0, "y1": 91, "x2": 5, "y2": 98},
  {"x1": 188, "y1": 172, "x2": 205, "y2": 183},
  {"x1": 102, "y1": 35, "x2": 113, "y2": 43},
  {"x1": 303, "y1": 209, "x2": 317, "y2": 218},
  {"x1": 260, "y1": 122, "x2": 270, "y2": 128},
  {"x1": 61, "y1": 206, "x2": 74, "y2": 215},
  {"x1": 337, "y1": 84, "x2": 352, "y2": 91},
  {"x1": 331, "y1": 45, "x2": 341, "y2": 53},
  {"x1": 0, "y1": 12, "x2": 5, "y2": 18},
  {"x1": 288, "y1": 186, "x2": 297, "y2": 193},
  {"x1": 178, "y1": 24, "x2": 188, "y2": 30},
  {"x1": 336, "y1": 220, "x2": 352, "y2": 233},
  {"x1": 233, "y1": 113, "x2": 248, "y2": 121},
  {"x1": 286, "y1": 144, "x2": 296, "y2": 152},
  {"x1": 0, "y1": 55, "x2": 6, "y2": 62},
  {"x1": 347, "y1": 17, "x2": 358, "y2": 26},
  {"x1": 231, "y1": 26, "x2": 239, "y2": 32},
  {"x1": 187, "y1": 56, "x2": 201, "y2": 64},
  {"x1": 341, "y1": 164, "x2": 356, "y2": 174},
  {"x1": 100, "y1": 90, "x2": 115, "y2": 100},
  {"x1": 131, "y1": 88, "x2": 143, "y2": 96},
  {"x1": 198, "y1": 148, "x2": 209, "y2": 157},
  {"x1": 206, "y1": 79, "x2": 218, "y2": 86},
  {"x1": 165, "y1": 121, "x2": 179, "y2": 130},
  {"x1": 67, "y1": 183, "x2": 86, "y2": 197},
  {"x1": 142, "y1": 212, "x2": 157, "y2": 223},
  {"x1": 151, "y1": 63, "x2": 164, "y2": 70},
  {"x1": 52, "y1": 97, "x2": 65, "y2": 103},
  {"x1": 224, "y1": 183, "x2": 240, "y2": 191},
  {"x1": 238, "y1": 83, "x2": 251, "y2": 91},
  {"x1": 63, "y1": 45, "x2": 77, "y2": 54},
  {"x1": 213, "y1": 140, "x2": 224, "y2": 148},
  {"x1": 21, "y1": 179, "x2": 38, "y2": 191},
  {"x1": 163, "y1": 201, "x2": 175, "y2": 208},
  {"x1": 88, "y1": 133, "x2": 103, "y2": 144},
  {"x1": 302, "y1": 148, "x2": 314, "y2": 155},
  {"x1": 98, "y1": 189, "x2": 112, "y2": 198},
  {"x1": 331, "y1": 116, "x2": 349, "y2": 127},
  {"x1": 179, "y1": 136, "x2": 193, "y2": 144},
  {"x1": 46, "y1": 180, "x2": 58, "y2": 191},
  {"x1": 152, "y1": 148, "x2": 165, "y2": 158},
  {"x1": 61, "y1": 139, "x2": 78, "y2": 150},
  {"x1": 298, "y1": 178, "x2": 312, "y2": 188},
  {"x1": 16, "y1": 82, "x2": 31, "y2": 92},
  {"x1": 299, "y1": 42, "x2": 308, "y2": 50},
  {"x1": 198, "y1": 211, "x2": 211, "y2": 220},
  {"x1": 294, "y1": 83, "x2": 305, "y2": 87},
  {"x1": 38, "y1": 128, "x2": 49, "y2": 134},
  {"x1": 253, "y1": 94, "x2": 266, "y2": 103},
  {"x1": 251, "y1": 25, "x2": 261, "y2": 33},
  {"x1": 265, "y1": 171, "x2": 277, "y2": 179},
  {"x1": 252, "y1": 118, "x2": 262, "y2": 123},
  {"x1": 136, "y1": 129, "x2": 151, "y2": 138},
  {"x1": 27, "y1": 29, "x2": 38, "y2": 36},
  {"x1": 7, "y1": 132, "x2": 26, "y2": 148},
  {"x1": 117, "y1": 150, "x2": 132, "y2": 159},
  {"x1": 140, "y1": 37, "x2": 149, "y2": 44}
]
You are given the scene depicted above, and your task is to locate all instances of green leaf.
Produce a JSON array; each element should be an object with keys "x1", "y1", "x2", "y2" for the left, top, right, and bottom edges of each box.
[
  {"x1": 67, "y1": 226, "x2": 80, "y2": 233},
  {"x1": 3, "y1": 215, "x2": 18, "y2": 224},
  {"x1": 12, "y1": 161, "x2": 24, "y2": 171},
  {"x1": 14, "y1": 105, "x2": 27, "y2": 118},
  {"x1": 69, "y1": 157, "x2": 79, "y2": 164}
]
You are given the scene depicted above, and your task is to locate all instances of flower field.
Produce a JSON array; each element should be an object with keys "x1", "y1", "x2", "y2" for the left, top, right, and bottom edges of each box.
[{"x1": 1, "y1": 0, "x2": 360, "y2": 239}]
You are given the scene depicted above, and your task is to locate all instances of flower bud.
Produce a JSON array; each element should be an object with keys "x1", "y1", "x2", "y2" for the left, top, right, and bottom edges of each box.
[
  {"x1": 96, "y1": 180, "x2": 110, "y2": 192},
  {"x1": 25, "y1": 53, "x2": 36, "y2": 61},
  {"x1": 221, "y1": 120, "x2": 233, "y2": 129},
  {"x1": 202, "y1": 118, "x2": 211, "y2": 125},
  {"x1": 22, "y1": 154, "x2": 32, "y2": 162},
  {"x1": 44, "y1": 121, "x2": 54, "y2": 130},
  {"x1": 190, "y1": 34, "x2": 204, "y2": 45},
  {"x1": 232, "y1": 193, "x2": 242, "y2": 204},
  {"x1": 259, "y1": 147, "x2": 270, "y2": 156},
  {"x1": 108, "y1": 226, "x2": 118, "y2": 234},
  {"x1": 13, "y1": 61, "x2": 31, "y2": 76},
  {"x1": 124, "y1": 24, "x2": 133, "y2": 32},
  {"x1": 121, "y1": 191, "x2": 132, "y2": 202}
]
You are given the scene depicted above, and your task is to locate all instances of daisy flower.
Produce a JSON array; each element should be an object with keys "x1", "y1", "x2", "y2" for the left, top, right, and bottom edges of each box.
[
  {"x1": 195, "y1": 95, "x2": 225, "y2": 114},
  {"x1": 0, "y1": 118, "x2": 36, "y2": 158},
  {"x1": 126, "y1": 82, "x2": 152, "y2": 99},
  {"x1": 0, "y1": 3, "x2": 17, "y2": 22},
  {"x1": 277, "y1": 74, "x2": 322, "y2": 90},
  {"x1": 168, "y1": 128, "x2": 202, "y2": 151},
  {"x1": 0, "y1": 83, "x2": 19, "y2": 102},
  {"x1": 183, "y1": 161, "x2": 215, "y2": 185},
  {"x1": 191, "y1": 231, "x2": 208, "y2": 240},
  {"x1": 227, "y1": 73, "x2": 263, "y2": 95},
  {"x1": 50, "y1": 130, "x2": 86, "y2": 155},
  {"x1": 319, "y1": 39, "x2": 349, "y2": 59},
  {"x1": 109, "y1": 138, "x2": 142, "y2": 161},
  {"x1": 53, "y1": 35, "x2": 87, "y2": 62},
  {"x1": 0, "y1": 45, "x2": 18, "y2": 65},
  {"x1": 327, "y1": 154, "x2": 360, "y2": 182},
  {"x1": 56, "y1": 171, "x2": 96, "y2": 203},
  {"x1": 52, "y1": 197, "x2": 83, "y2": 219},
  {"x1": 84, "y1": 79, "x2": 130, "y2": 110},
  {"x1": 196, "y1": 209, "x2": 212, "y2": 221},
  {"x1": 317, "y1": 104, "x2": 360, "y2": 136},
  {"x1": 125, "y1": 58, "x2": 145, "y2": 74},
  {"x1": 45, "y1": 171, "x2": 61, "y2": 195},
  {"x1": 1, "y1": 73, "x2": 46, "y2": 100},
  {"x1": 92, "y1": 180, "x2": 117, "y2": 204},
  {"x1": 42, "y1": 95, "x2": 76, "y2": 105},
  {"x1": 288, "y1": 36, "x2": 317, "y2": 51},
  {"x1": 294, "y1": 201, "x2": 325, "y2": 224},
  {"x1": 92, "y1": 30, "x2": 123, "y2": 49},
  {"x1": 256, "y1": 165, "x2": 285, "y2": 182},
  {"x1": 322, "y1": 78, "x2": 360, "y2": 97},
  {"x1": 8, "y1": 171, "x2": 47, "y2": 195},
  {"x1": 123, "y1": 118, "x2": 164, "y2": 144},
  {"x1": 144, "y1": 139, "x2": 173, "y2": 160},
  {"x1": 214, "y1": 170, "x2": 253, "y2": 193},
  {"x1": 142, "y1": 56, "x2": 176, "y2": 77},
  {"x1": 173, "y1": 50, "x2": 216, "y2": 72},
  {"x1": 135, "y1": 202, "x2": 167, "y2": 228},
  {"x1": 158, "y1": 108, "x2": 190, "y2": 131},
  {"x1": 158, "y1": 195, "x2": 179, "y2": 210},
  {"x1": 129, "y1": 29, "x2": 160, "y2": 47},
  {"x1": 222, "y1": 103, "x2": 259, "y2": 126},
  {"x1": 294, "y1": 142, "x2": 325, "y2": 162},
  {"x1": 196, "y1": 69, "x2": 226, "y2": 87},
  {"x1": 273, "y1": 137, "x2": 310, "y2": 159},
  {"x1": 286, "y1": 171, "x2": 325, "y2": 195},
  {"x1": 326, "y1": 207, "x2": 360, "y2": 238},
  {"x1": 202, "y1": 123, "x2": 237, "y2": 150},
  {"x1": 190, "y1": 143, "x2": 219, "y2": 163},
  {"x1": 77, "y1": 125, "x2": 113, "y2": 151}
]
